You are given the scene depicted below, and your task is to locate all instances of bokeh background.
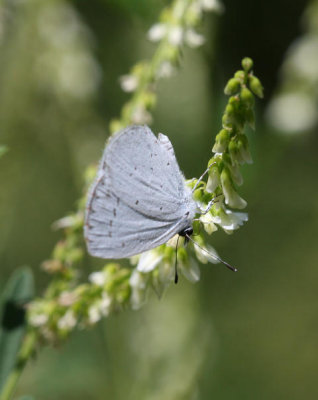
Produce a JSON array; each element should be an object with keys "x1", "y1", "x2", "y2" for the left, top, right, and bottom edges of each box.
[{"x1": 1, "y1": 0, "x2": 318, "y2": 398}]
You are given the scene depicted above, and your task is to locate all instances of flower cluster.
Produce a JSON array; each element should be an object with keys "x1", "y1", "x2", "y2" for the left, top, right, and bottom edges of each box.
[{"x1": 111, "y1": 0, "x2": 223, "y2": 133}]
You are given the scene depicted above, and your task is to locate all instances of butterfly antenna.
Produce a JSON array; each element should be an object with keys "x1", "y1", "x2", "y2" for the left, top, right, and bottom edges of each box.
[
  {"x1": 185, "y1": 234, "x2": 238, "y2": 272},
  {"x1": 174, "y1": 235, "x2": 180, "y2": 284}
]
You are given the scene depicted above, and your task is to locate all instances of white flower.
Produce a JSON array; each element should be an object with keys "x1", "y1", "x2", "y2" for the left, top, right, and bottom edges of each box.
[
  {"x1": 266, "y1": 92, "x2": 318, "y2": 134},
  {"x1": 58, "y1": 291, "x2": 78, "y2": 306},
  {"x1": 206, "y1": 163, "x2": 221, "y2": 193},
  {"x1": 200, "y1": 213, "x2": 218, "y2": 234},
  {"x1": 168, "y1": 26, "x2": 183, "y2": 46},
  {"x1": 147, "y1": 23, "x2": 166, "y2": 42},
  {"x1": 89, "y1": 271, "x2": 106, "y2": 286},
  {"x1": 131, "y1": 105, "x2": 152, "y2": 125},
  {"x1": 88, "y1": 293, "x2": 112, "y2": 324},
  {"x1": 156, "y1": 61, "x2": 175, "y2": 79},
  {"x1": 201, "y1": 0, "x2": 224, "y2": 13},
  {"x1": 221, "y1": 169, "x2": 247, "y2": 209},
  {"x1": 129, "y1": 270, "x2": 148, "y2": 310},
  {"x1": 29, "y1": 313, "x2": 48, "y2": 327},
  {"x1": 58, "y1": 310, "x2": 77, "y2": 330},
  {"x1": 194, "y1": 243, "x2": 219, "y2": 264},
  {"x1": 185, "y1": 29, "x2": 205, "y2": 48},
  {"x1": 119, "y1": 74, "x2": 139, "y2": 92},
  {"x1": 180, "y1": 258, "x2": 201, "y2": 283},
  {"x1": 137, "y1": 250, "x2": 163, "y2": 273}
]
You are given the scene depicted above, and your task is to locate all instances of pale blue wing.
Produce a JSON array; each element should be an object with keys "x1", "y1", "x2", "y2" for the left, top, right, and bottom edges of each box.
[{"x1": 84, "y1": 125, "x2": 196, "y2": 259}]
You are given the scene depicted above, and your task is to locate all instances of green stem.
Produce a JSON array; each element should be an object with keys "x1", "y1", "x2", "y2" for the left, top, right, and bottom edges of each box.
[{"x1": 0, "y1": 330, "x2": 37, "y2": 400}]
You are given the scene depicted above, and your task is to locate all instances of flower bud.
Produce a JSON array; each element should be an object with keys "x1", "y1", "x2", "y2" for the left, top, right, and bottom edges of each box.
[
  {"x1": 206, "y1": 163, "x2": 220, "y2": 193},
  {"x1": 212, "y1": 129, "x2": 230, "y2": 153},
  {"x1": 220, "y1": 168, "x2": 247, "y2": 209},
  {"x1": 249, "y1": 75, "x2": 264, "y2": 98},
  {"x1": 241, "y1": 57, "x2": 253, "y2": 72},
  {"x1": 234, "y1": 70, "x2": 245, "y2": 82},
  {"x1": 224, "y1": 78, "x2": 240, "y2": 95},
  {"x1": 240, "y1": 87, "x2": 254, "y2": 108}
]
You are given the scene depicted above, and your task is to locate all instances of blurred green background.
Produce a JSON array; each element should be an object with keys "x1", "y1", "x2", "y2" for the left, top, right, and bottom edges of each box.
[{"x1": 1, "y1": 0, "x2": 318, "y2": 399}]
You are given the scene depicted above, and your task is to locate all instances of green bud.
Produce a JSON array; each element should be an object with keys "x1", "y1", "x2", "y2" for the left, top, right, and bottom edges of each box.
[
  {"x1": 212, "y1": 129, "x2": 231, "y2": 153},
  {"x1": 234, "y1": 70, "x2": 245, "y2": 82},
  {"x1": 241, "y1": 57, "x2": 253, "y2": 72},
  {"x1": 240, "y1": 87, "x2": 254, "y2": 108},
  {"x1": 224, "y1": 78, "x2": 240, "y2": 95},
  {"x1": 225, "y1": 104, "x2": 235, "y2": 116},
  {"x1": 220, "y1": 168, "x2": 247, "y2": 209},
  {"x1": 249, "y1": 75, "x2": 264, "y2": 98}
]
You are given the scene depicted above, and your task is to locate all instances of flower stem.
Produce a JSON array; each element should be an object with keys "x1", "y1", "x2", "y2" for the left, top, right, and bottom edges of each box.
[{"x1": 0, "y1": 330, "x2": 37, "y2": 400}]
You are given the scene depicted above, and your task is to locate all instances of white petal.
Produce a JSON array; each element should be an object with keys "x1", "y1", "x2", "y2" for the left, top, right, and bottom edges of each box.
[
  {"x1": 180, "y1": 258, "x2": 201, "y2": 282},
  {"x1": 137, "y1": 250, "x2": 163, "y2": 273},
  {"x1": 89, "y1": 271, "x2": 106, "y2": 286},
  {"x1": 148, "y1": 23, "x2": 166, "y2": 42},
  {"x1": 119, "y1": 74, "x2": 138, "y2": 92},
  {"x1": 185, "y1": 29, "x2": 205, "y2": 48},
  {"x1": 168, "y1": 26, "x2": 183, "y2": 46}
]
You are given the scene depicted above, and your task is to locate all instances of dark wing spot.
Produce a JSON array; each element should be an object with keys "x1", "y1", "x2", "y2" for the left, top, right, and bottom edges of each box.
[
  {"x1": 117, "y1": 197, "x2": 120, "y2": 206},
  {"x1": 129, "y1": 173, "x2": 133, "y2": 177},
  {"x1": 109, "y1": 220, "x2": 113, "y2": 227},
  {"x1": 150, "y1": 167, "x2": 153, "y2": 172},
  {"x1": 167, "y1": 162, "x2": 170, "y2": 166},
  {"x1": 135, "y1": 200, "x2": 139, "y2": 205},
  {"x1": 185, "y1": 211, "x2": 189, "y2": 216},
  {"x1": 134, "y1": 166, "x2": 137, "y2": 170},
  {"x1": 160, "y1": 207, "x2": 163, "y2": 211},
  {"x1": 113, "y1": 208, "x2": 116, "y2": 217}
]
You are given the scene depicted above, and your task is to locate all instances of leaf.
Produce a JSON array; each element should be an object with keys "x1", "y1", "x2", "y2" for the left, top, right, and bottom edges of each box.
[
  {"x1": 16, "y1": 396, "x2": 35, "y2": 400},
  {"x1": 0, "y1": 267, "x2": 34, "y2": 392}
]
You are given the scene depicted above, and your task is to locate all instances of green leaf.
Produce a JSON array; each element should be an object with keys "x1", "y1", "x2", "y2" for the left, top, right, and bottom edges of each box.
[
  {"x1": 16, "y1": 396, "x2": 35, "y2": 400},
  {"x1": 0, "y1": 267, "x2": 34, "y2": 392}
]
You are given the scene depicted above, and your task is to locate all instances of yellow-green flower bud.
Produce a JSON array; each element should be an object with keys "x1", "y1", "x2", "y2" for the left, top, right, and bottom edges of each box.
[
  {"x1": 212, "y1": 129, "x2": 231, "y2": 153},
  {"x1": 240, "y1": 87, "x2": 254, "y2": 108},
  {"x1": 249, "y1": 75, "x2": 264, "y2": 98},
  {"x1": 234, "y1": 70, "x2": 245, "y2": 82},
  {"x1": 241, "y1": 57, "x2": 253, "y2": 72},
  {"x1": 224, "y1": 78, "x2": 240, "y2": 95},
  {"x1": 206, "y1": 163, "x2": 221, "y2": 193},
  {"x1": 220, "y1": 168, "x2": 247, "y2": 209}
]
